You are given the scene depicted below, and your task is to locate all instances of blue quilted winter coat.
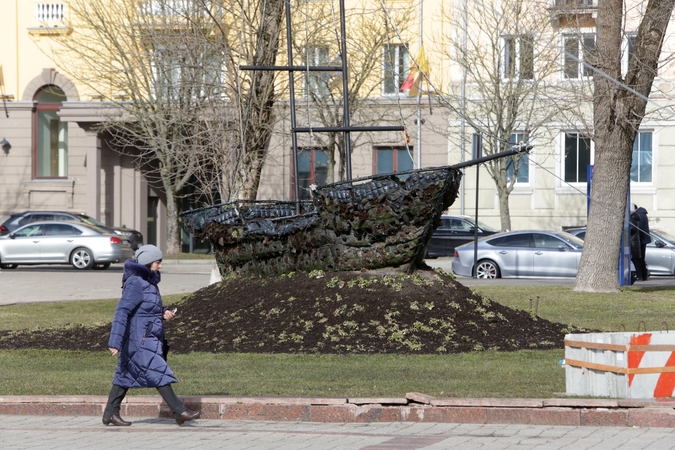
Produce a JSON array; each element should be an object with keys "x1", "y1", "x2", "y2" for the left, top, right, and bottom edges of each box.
[{"x1": 108, "y1": 260, "x2": 178, "y2": 388}]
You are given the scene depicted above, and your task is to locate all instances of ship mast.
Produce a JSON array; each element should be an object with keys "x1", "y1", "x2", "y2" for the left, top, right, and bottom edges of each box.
[{"x1": 240, "y1": 0, "x2": 406, "y2": 208}]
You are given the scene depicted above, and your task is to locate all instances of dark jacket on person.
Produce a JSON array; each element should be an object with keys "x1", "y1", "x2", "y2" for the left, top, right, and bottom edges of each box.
[
  {"x1": 108, "y1": 259, "x2": 177, "y2": 388},
  {"x1": 630, "y1": 211, "x2": 641, "y2": 258},
  {"x1": 636, "y1": 206, "x2": 652, "y2": 245}
]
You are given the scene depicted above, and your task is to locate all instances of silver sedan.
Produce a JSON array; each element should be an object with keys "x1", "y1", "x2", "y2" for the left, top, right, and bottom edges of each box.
[
  {"x1": 566, "y1": 227, "x2": 674, "y2": 276},
  {"x1": 645, "y1": 230, "x2": 675, "y2": 276},
  {"x1": 451, "y1": 230, "x2": 584, "y2": 279},
  {"x1": 0, "y1": 221, "x2": 134, "y2": 270}
]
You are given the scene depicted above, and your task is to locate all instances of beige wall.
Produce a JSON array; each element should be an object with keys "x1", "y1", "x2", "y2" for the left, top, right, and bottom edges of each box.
[{"x1": 0, "y1": 1, "x2": 165, "y2": 249}]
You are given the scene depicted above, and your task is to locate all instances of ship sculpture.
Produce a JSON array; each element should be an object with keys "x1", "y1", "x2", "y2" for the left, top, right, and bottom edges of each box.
[
  {"x1": 180, "y1": 0, "x2": 530, "y2": 277},
  {"x1": 180, "y1": 147, "x2": 528, "y2": 277}
]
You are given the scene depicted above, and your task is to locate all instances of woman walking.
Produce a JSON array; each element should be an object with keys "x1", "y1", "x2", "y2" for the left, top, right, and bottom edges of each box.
[{"x1": 102, "y1": 245, "x2": 200, "y2": 426}]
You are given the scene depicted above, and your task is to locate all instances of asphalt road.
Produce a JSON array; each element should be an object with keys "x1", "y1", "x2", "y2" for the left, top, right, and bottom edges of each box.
[
  {"x1": 2, "y1": 257, "x2": 674, "y2": 306},
  {"x1": 0, "y1": 260, "x2": 214, "y2": 305}
]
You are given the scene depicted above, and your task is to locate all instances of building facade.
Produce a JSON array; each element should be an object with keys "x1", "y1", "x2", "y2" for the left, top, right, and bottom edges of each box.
[{"x1": 2, "y1": 0, "x2": 675, "y2": 255}]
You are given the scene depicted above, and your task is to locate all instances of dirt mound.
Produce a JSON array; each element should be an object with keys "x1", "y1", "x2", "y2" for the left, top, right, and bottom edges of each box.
[{"x1": 0, "y1": 268, "x2": 584, "y2": 354}]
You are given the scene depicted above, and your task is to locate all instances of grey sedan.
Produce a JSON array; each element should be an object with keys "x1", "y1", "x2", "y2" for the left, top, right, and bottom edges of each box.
[
  {"x1": 0, "y1": 221, "x2": 134, "y2": 270},
  {"x1": 451, "y1": 230, "x2": 584, "y2": 279}
]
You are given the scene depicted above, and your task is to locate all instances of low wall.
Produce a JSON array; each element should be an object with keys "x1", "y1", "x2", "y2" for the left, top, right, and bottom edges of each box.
[{"x1": 2, "y1": 394, "x2": 675, "y2": 427}]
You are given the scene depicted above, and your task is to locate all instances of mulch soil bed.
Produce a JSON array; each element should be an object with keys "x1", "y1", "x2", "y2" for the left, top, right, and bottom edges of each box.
[{"x1": 0, "y1": 267, "x2": 585, "y2": 354}]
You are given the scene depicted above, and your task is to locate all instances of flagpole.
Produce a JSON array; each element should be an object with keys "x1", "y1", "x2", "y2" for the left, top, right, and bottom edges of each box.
[
  {"x1": 416, "y1": 0, "x2": 423, "y2": 169},
  {"x1": 460, "y1": 0, "x2": 467, "y2": 215}
]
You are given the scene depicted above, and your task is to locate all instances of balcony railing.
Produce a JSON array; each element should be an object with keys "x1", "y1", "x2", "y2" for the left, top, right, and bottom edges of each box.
[
  {"x1": 554, "y1": 0, "x2": 596, "y2": 5},
  {"x1": 36, "y1": 4, "x2": 65, "y2": 22}
]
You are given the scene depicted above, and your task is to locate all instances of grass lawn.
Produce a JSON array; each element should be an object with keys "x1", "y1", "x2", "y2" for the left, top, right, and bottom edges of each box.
[{"x1": 1, "y1": 284, "x2": 674, "y2": 398}]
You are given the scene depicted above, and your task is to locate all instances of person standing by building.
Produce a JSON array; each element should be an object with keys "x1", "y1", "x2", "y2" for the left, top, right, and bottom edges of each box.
[
  {"x1": 102, "y1": 245, "x2": 201, "y2": 426},
  {"x1": 634, "y1": 204, "x2": 652, "y2": 281},
  {"x1": 629, "y1": 204, "x2": 643, "y2": 281}
]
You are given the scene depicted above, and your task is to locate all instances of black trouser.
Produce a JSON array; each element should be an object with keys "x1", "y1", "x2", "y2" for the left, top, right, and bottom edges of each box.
[
  {"x1": 103, "y1": 384, "x2": 187, "y2": 419},
  {"x1": 638, "y1": 244, "x2": 649, "y2": 280}
]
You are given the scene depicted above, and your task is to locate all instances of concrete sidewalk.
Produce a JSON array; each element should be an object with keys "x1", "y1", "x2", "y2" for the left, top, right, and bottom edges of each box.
[{"x1": 6, "y1": 415, "x2": 675, "y2": 450}]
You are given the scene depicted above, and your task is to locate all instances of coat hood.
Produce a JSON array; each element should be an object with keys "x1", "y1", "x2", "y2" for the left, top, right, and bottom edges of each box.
[
  {"x1": 123, "y1": 259, "x2": 161, "y2": 286},
  {"x1": 636, "y1": 206, "x2": 649, "y2": 216}
]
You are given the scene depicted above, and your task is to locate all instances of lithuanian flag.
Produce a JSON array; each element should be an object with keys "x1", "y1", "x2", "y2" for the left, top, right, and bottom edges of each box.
[{"x1": 400, "y1": 46, "x2": 428, "y2": 94}]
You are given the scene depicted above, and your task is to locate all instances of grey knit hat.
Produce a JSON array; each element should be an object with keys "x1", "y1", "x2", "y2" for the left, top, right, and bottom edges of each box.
[{"x1": 135, "y1": 244, "x2": 163, "y2": 266}]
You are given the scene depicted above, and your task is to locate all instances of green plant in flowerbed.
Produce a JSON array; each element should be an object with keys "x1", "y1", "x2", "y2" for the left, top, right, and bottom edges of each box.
[
  {"x1": 0, "y1": 268, "x2": 584, "y2": 355},
  {"x1": 2, "y1": 276, "x2": 675, "y2": 397}
]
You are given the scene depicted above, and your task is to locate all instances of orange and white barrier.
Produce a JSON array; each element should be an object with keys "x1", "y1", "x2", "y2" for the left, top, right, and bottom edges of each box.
[{"x1": 565, "y1": 332, "x2": 675, "y2": 398}]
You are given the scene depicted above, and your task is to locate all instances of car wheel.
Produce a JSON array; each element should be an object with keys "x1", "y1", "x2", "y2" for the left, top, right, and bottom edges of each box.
[
  {"x1": 0, "y1": 263, "x2": 18, "y2": 269},
  {"x1": 475, "y1": 259, "x2": 500, "y2": 279},
  {"x1": 93, "y1": 263, "x2": 111, "y2": 270},
  {"x1": 71, "y1": 248, "x2": 94, "y2": 270}
]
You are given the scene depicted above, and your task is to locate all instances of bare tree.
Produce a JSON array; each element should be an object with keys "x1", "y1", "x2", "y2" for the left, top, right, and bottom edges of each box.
[
  {"x1": 435, "y1": 0, "x2": 567, "y2": 231},
  {"x1": 574, "y1": 0, "x2": 675, "y2": 292},
  {"x1": 49, "y1": 0, "x2": 286, "y2": 252}
]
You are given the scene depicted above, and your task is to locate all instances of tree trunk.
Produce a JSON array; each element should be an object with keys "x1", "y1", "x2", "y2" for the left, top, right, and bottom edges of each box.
[
  {"x1": 238, "y1": 0, "x2": 285, "y2": 200},
  {"x1": 164, "y1": 186, "x2": 182, "y2": 255},
  {"x1": 574, "y1": 0, "x2": 675, "y2": 292},
  {"x1": 497, "y1": 187, "x2": 512, "y2": 232}
]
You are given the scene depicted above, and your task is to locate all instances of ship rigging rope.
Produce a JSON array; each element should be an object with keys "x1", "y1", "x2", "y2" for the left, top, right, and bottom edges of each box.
[
  {"x1": 379, "y1": 1, "x2": 415, "y2": 162},
  {"x1": 275, "y1": 0, "x2": 651, "y2": 231},
  {"x1": 235, "y1": 0, "x2": 276, "y2": 198},
  {"x1": 286, "y1": 0, "x2": 673, "y2": 150},
  {"x1": 232, "y1": 0, "x2": 251, "y2": 198},
  {"x1": 303, "y1": 0, "x2": 314, "y2": 145}
]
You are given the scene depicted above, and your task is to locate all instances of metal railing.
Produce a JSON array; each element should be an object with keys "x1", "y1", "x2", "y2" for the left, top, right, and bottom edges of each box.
[
  {"x1": 553, "y1": 0, "x2": 596, "y2": 7},
  {"x1": 36, "y1": 3, "x2": 65, "y2": 21}
]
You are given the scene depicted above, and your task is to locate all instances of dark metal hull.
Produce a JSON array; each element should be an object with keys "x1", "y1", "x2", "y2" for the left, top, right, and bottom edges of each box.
[{"x1": 181, "y1": 166, "x2": 462, "y2": 276}]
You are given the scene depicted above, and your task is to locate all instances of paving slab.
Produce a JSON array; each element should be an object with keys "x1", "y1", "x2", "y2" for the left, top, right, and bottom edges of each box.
[{"x1": 4, "y1": 416, "x2": 675, "y2": 449}]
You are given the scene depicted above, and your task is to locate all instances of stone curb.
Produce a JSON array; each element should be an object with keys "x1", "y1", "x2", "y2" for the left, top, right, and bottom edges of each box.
[{"x1": 2, "y1": 394, "x2": 675, "y2": 427}]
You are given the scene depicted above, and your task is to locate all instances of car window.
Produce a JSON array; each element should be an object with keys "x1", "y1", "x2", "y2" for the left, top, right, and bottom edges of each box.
[
  {"x1": 33, "y1": 214, "x2": 55, "y2": 222},
  {"x1": 18, "y1": 215, "x2": 35, "y2": 226},
  {"x1": 533, "y1": 233, "x2": 566, "y2": 249},
  {"x1": 44, "y1": 224, "x2": 81, "y2": 236},
  {"x1": 54, "y1": 214, "x2": 75, "y2": 221},
  {"x1": 78, "y1": 214, "x2": 107, "y2": 228},
  {"x1": 488, "y1": 234, "x2": 532, "y2": 248},
  {"x1": 13, "y1": 224, "x2": 44, "y2": 237},
  {"x1": 450, "y1": 219, "x2": 472, "y2": 231},
  {"x1": 651, "y1": 231, "x2": 675, "y2": 245},
  {"x1": 557, "y1": 232, "x2": 584, "y2": 248}
]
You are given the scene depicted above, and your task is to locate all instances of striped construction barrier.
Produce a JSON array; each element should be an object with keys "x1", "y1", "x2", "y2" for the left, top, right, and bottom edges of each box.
[{"x1": 565, "y1": 332, "x2": 675, "y2": 398}]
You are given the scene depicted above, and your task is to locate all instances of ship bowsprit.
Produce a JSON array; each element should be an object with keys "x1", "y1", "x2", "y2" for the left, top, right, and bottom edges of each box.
[{"x1": 180, "y1": 166, "x2": 462, "y2": 277}]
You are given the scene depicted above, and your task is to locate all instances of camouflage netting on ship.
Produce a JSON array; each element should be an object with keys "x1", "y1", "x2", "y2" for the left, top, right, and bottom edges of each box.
[{"x1": 180, "y1": 167, "x2": 462, "y2": 277}]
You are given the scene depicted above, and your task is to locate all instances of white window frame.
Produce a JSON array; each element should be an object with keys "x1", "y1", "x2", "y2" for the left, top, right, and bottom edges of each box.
[
  {"x1": 303, "y1": 45, "x2": 331, "y2": 98},
  {"x1": 506, "y1": 132, "x2": 531, "y2": 186},
  {"x1": 382, "y1": 44, "x2": 409, "y2": 96},
  {"x1": 622, "y1": 32, "x2": 638, "y2": 77},
  {"x1": 562, "y1": 32, "x2": 596, "y2": 79},
  {"x1": 201, "y1": 49, "x2": 227, "y2": 100},
  {"x1": 561, "y1": 131, "x2": 594, "y2": 185},
  {"x1": 501, "y1": 35, "x2": 534, "y2": 80},
  {"x1": 630, "y1": 130, "x2": 653, "y2": 185}
]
